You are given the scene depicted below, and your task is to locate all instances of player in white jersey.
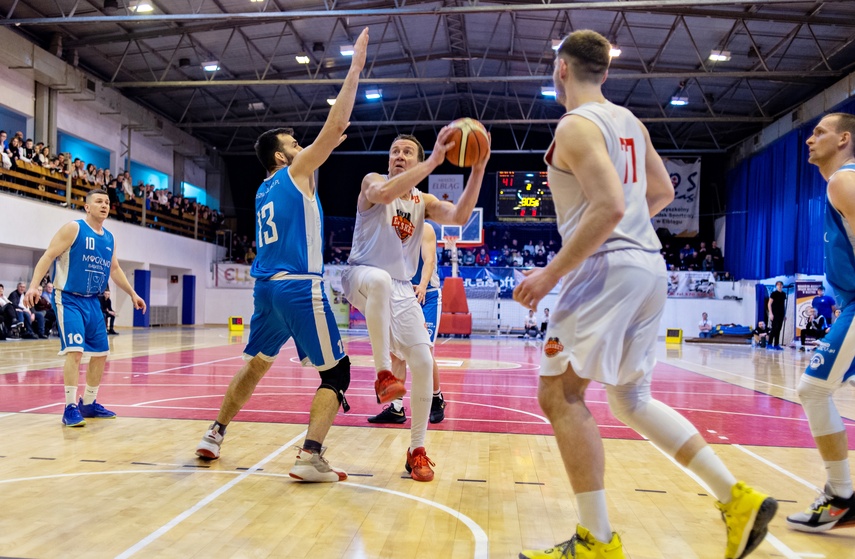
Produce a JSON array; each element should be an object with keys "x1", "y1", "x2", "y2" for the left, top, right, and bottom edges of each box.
[
  {"x1": 194, "y1": 28, "x2": 370, "y2": 482},
  {"x1": 342, "y1": 132, "x2": 489, "y2": 481},
  {"x1": 786, "y1": 112, "x2": 855, "y2": 532},
  {"x1": 24, "y1": 189, "x2": 146, "y2": 427},
  {"x1": 514, "y1": 30, "x2": 776, "y2": 559}
]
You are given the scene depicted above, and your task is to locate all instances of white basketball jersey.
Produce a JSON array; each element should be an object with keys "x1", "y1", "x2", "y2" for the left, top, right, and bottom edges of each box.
[
  {"x1": 544, "y1": 101, "x2": 661, "y2": 254},
  {"x1": 348, "y1": 187, "x2": 426, "y2": 281}
]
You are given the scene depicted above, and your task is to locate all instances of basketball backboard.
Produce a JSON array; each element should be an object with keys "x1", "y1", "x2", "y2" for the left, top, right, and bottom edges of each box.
[{"x1": 437, "y1": 208, "x2": 483, "y2": 246}]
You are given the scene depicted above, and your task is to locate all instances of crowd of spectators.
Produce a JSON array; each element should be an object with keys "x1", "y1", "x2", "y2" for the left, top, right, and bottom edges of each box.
[
  {"x1": 659, "y1": 239, "x2": 724, "y2": 272},
  {"x1": 0, "y1": 129, "x2": 224, "y2": 229},
  {"x1": 0, "y1": 277, "x2": 55, "y2": 341}
]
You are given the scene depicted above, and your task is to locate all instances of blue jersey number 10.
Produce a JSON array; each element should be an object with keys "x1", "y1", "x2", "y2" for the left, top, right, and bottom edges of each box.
[{"x1": 256, "y1": 202, "x2": 279, "y2": 248}]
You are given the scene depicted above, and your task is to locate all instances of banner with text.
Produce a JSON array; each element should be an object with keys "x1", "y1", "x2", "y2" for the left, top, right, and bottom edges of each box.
[
  {"x1": 667, "y1": 270, "x2": 716, "y2": 298},
  {"x1": 428, "y1": 174, "x2": 464, "y2": 203},
  {"x1": 214, "y1": 263, "x2": 255, "y2": 288},
  {"x1": 653, "y1": 158, "x2": 701, "y2": 236},
  {"x1": 795, "y1": 281, "x2": 824, "y2": 340}
]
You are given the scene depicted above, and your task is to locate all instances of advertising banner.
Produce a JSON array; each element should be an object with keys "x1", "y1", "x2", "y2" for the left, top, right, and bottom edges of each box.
[
  {"x1": 795, "y1": 281, "x2": 824, "y2": 340},
  {"x1": 214, "y1": 263, "x2": 255, "y2": 288},
  {"x1": 667, "y1": 270, "x2": 716, "y2": 298},
  {"x1": 428, "y1": 174, "x2": 464, "y2": 203},
  {"x1": 653, "y1": 158, "x2": 701, "y2": 236}
]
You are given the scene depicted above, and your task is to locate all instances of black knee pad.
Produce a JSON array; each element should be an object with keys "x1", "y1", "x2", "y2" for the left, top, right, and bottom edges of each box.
[{"x1": 319, "y1": 356, "x2": 351, "y2": 412}]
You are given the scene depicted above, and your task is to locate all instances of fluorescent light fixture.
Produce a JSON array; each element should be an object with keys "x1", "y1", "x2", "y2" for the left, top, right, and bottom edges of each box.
[
  {"x1": 327, "y1": 98, "x2": 337, "y2": 106},
  {"x1": 365, "y1": 89, "x2": 382, "y2": 100},
  {"x1": 709, "y1": 50, "x2": 731, "y2": 62},
  {"x1": 551, "y1": 39, "x2": 562, "y2": 51},
  {"x1": 202, "y1": 61, "x2": 220, "y2": 72},
  {"x1": 609, "y1": 46, "x2": 622, "y2": 57},
  {"x1": 130, "y1": 2, "x2": 153, "y2": 12},
  {"x1": 670, "y1": 96, "x2": 689, "y2": 106},
  {"x1": 340, "y1": 45, "x2": 354, "y2": 56},
  {"x1": 541, "y1": 86, "x2": 557, "y2": 98},
  {"x1": 248, "y1": 102, "x2": 265, "y2": 111},
  {"x1": 295, "y1": 54, "x2": 310, "y2": 64},
  {"x1": 250, "y1": 0, "x2": 264, "y2": 2}
]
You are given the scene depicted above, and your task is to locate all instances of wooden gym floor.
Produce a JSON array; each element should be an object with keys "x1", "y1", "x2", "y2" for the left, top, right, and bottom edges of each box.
[{"x1": 0, "y1": 327, "x2": 853, "y2": 558}]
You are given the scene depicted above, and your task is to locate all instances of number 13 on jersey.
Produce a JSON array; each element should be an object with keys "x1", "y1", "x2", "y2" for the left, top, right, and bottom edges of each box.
[{"x1": 257, "y1": 201, "x2": 279, "y2": 248}]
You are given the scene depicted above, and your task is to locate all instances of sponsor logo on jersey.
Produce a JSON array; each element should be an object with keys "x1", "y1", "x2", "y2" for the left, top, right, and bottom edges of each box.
[
  {"x1": 392, "y1": 211, "x2": 415, "y2": 241},
  {"x1": 544, "y1": 337, "x2": 564, "y2": 357},
  {"x1": 81, "y1": 254, "x2": 112, "y2": 267},
  {"x1": 809, "y1": 353, "x2": 825, "y2": 370}
]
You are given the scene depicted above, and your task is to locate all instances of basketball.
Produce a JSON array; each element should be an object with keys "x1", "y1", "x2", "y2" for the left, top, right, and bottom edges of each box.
[{"x1": 445, "y1": 117, "x2": 489, "y2": 167}]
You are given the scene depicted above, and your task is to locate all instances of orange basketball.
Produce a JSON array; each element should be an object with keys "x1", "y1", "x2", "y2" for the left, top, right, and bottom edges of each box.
[{"x1": 445, "y1": 117, "x2": 489, "y2": 167}]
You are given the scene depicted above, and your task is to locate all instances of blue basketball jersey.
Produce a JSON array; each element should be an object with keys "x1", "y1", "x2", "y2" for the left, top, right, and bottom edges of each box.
[
  {"x1": 53, "y1": 219, "x2": 114, "y2": 297},
  {"x1": 411, "y1": 254, "x2": 440, "y2": 291},
  {"x1": 825, "y1": 163, "x2": 855, "y2": 306},
  {"x1": 251, "y1": 167, "x2": 325, "y2": 280}
]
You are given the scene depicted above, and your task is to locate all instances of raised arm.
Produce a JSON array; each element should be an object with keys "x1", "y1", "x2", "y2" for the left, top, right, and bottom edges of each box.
[
  {"x1": 24, "y1": 222, "x2": 78, "y2": 307},
  {"x1": 289, "y1": 28, "x2": 369, "y2": 179},
  {"x1": 424, "y1": 134, "x2": 490, "y2": 225},
  {"x1": 638, "y1": 120, "x2": 675, "y2": 217}
]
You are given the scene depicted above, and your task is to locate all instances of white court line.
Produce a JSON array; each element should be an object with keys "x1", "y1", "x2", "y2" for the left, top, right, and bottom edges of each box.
[
  {"x1": 115, "y1": 429, "x2": 307, "y2": 559},
  {"x1": 138, "y1": 355, "x2": 243, "y2": 376},
  {"x1": 0, "y1": 468, "x2": 489, "y2": 559},
  {"x1": 733, "y1": 444, "x2": 821, "y2": 492},
  {"x1": 646, "y1": 442, "x2": 801, "y2": 559},
  {"x1": 20, "y1": 403, "x2": 64, "y2": 412}
]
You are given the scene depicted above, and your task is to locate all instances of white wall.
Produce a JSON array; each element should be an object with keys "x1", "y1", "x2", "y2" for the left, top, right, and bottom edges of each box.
[
  {"x1": 56, "y1": 95, "x2": 121, "y2": 162},
  {"x1": 129, "y1": 131, "x2": 174, "y2": 176},
  {"x1": 0, "y1": 64, "x2": 35, "y2": 118},
  {"x1": 204, "y1": 287, "x2": 254, "y2": 325},
  {"x1": 0, "y1": 192, "x2": 222, "y2": 326},
  {"x1": 185, "y1": 158, "x2": 206, "y2": 189}
]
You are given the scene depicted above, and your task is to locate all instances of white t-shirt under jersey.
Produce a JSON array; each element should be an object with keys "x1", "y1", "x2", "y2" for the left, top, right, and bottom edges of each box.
[
  {"x1": 544, "y1": 100, "x2": 661, "y2": 254},
  {"x1": 348, "y1": 187, "x2": 426, "y2": 282}
]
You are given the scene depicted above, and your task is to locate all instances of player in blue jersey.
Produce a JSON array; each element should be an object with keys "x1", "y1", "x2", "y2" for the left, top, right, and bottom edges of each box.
[
  {"x1": 24, "y1": 189, "x2": 146, "y2": 427},
  {"x1": 194, "y1": 28, "x2": 369, "y2": 482},
  {"x1": 367, "y1": 224, "x2": 447, "y2": 425},
  {"x1": 787, "y1": 112, "x2": 855, "y2": 532}
]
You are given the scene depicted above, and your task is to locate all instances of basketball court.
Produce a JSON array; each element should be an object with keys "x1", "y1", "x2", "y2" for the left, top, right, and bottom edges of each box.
[{"x1": 1, "y1": 329, "x2": 853, "y2": 558}]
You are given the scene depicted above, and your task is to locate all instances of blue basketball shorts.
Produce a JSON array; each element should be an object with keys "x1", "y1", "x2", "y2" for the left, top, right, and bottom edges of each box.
[
  {"x1": 54, "y1": 290, "x2": 109, "y2": 356},
  {"x1": 803, "y1": 300, "x2": 855, "y2": 387},
  {"x1": 244, "y1": 278, "x2": 346, "y2": 371},
  {"x1": 421, "y1": 288, "x2": 442, "y2": 344}
]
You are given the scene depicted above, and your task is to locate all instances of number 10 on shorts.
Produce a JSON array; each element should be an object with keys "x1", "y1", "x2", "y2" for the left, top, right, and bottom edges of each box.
[{"x1": 67, "y1": 332, "x2": 84, "y2": 345}]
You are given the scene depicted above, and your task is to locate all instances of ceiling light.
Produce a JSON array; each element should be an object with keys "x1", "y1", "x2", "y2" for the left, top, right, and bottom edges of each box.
[
  {"x1": 295, "y1": 54, "x2": 310, "y2": 64},
  {"x1": 609, "y1": 46, "x2": 622, "y2": 57},
  {"x1": 248, "y1": 102, "x2": 265, "y2": 111},
  {"x1": 327, "y1": 98, "x2": 337, "y2": 106},
  {"x1": 250, "y1": 0, "x2": 264, "y2": 3},
  {"x1": 365, "y1": 89, "x2": 382, "y2": 100},
  {"x1": 340, "y1": 45, "x2": 354, "y2": 56},
  {"x1": 202, "y1": 61, "x2": 220, "y2": 72},
  {"x1": 541, "y1": 87, "x2": 557, "y2": 98},
  {"x1": 709, "y1": 50, "x2": 731, "y2": 62},
  {"x1": 670, "y1": 96, "x2": 689, "y2": 106},
  {"x1": 130, "y1": 2, "x2": 153, "y2": 12},
  {"x1": 551, "y1": 39, "x2": 562, "y2": 51}
]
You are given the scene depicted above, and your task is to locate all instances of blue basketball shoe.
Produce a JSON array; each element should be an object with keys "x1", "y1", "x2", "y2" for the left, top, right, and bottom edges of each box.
[
  {"x1": 62, "y1": 403, "x2": 86, "y2": 427},
  {"x1": 78, "y1": 398, "x2": 117, "y2": 419}
]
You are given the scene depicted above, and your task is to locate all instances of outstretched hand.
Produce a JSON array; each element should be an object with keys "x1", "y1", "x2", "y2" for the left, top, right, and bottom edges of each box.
[
  {"x1": 473, "y1": 131, "x2": 491, "y2": 172},
  {"x1": 427, "y1": 126, "x2": 456, "y2": 166},
  {"x1": 351, "y1": 28, "x2": 370, "y2": 72}
]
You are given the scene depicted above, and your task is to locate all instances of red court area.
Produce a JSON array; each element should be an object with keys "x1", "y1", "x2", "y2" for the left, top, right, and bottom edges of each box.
[{"x1": 2, "y1": 338, "x2": 853, "y2": 449}]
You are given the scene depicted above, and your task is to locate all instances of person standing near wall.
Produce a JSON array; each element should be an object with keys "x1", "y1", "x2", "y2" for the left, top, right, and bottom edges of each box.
[{"x1": 767, "y1": 281, "x2": 787, "y2": 350}]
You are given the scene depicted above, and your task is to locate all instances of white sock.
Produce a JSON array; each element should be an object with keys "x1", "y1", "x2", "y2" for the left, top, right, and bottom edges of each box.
[
  {"x1": 362, "y1": 270, "x2": 393, "y2": 372},
  {"x1": 433, "y1": 389, "x2": 442, "y2": 397},
  {"x1": 576, "y1": 490, "x2": 612, "y2": 543},
  {"x1": 403, "y1": 344, "x2": 433, "y2": 450},
  {"x1": 65, "y1": 386, "x2": 78, "y2": 406},
  {"x1": 687, "y1": 446, "x2": 738, "y2": 504},
  {"x1": 826, "y1": 458, "x2": 854, "y2": 498},
  {"x1": 82, "y1": 384, "x2": 99, "y2": 405},
  {"x1": 391, "y1": 398, "x2": 404, "y2": 411}
]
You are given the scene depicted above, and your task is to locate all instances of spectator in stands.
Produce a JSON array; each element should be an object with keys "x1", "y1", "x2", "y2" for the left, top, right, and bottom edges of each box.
[
  {"x1": 523, "y1": 240, "x2": 535, "y2": 255},
  {"x1": 540, "y1": 308, "x2": 550, "y2": 337},
  {"x1": 547, "y1": 250, "x2": 556, "y2": 264},
  {"x1": 85, "y1": 163, "x2": 97, "y2": 184},
  {"x1": 22, "y1": 139, "x2": 36, "y2": 162},
  {"x1": 811, "y1": 286, "x2": 837, "y2": 324},
  {"x1": 698, "y1": 241, "x2": 708, "y2": 261},
  {"x1": 32, "y1": 285, "x2": 54, "y2": 338},
  {"x1": 752, "y1": 320, "x2": 769, "y2": 348},
  {"x1": 0, "y1": 130, "x2": 7, "y2": 150},
  {"x1": 475, "y1": 247, "x2": 489, "y2": 266},
  {"x1": 501, "y1": 248, "x2": 513, "y2": 267},
  {"x1": 698, "y1": 312, "x2": 713, "y2": 338},
  {"x1": 93, "y1": 169, "x2": 105, "y2": 187},
  {"x1": 534, "y1": 248, "x2": 547, "y2": 267},
  {"x1": 833, "y1": 308, "x2": 842, "y2": 323},
  {"x1": 679, "y1": 243, "x2": 693, "y2": 263},
  {"x1": 5, "y1": 136, "x2": 22, "y2": 170},
  {"x1": 8, "y1": 282, "x2": 36, "y2": 338},
  {"x1": 0, "y1": 283, "x2": 23, "y2": 337},
  {"x1": 702, "y1": 254, "x2": 715, "y2": 271},
  {"x1": 43, "y1": 281, "x2": 55, "y2": 305},
  {"x1": 99, "y1": 289, "x2": 119, "y2": 335},
  {"x1": 462, "y1": 249, "x2": 475, "y2": 266},
  {"x1": 71, "y1": 159, "x2": 84, "y2": 181},
  {"x1": 799, "y1": 308, "x2": 829, "y2": 351},
  {"x1": 38, "y1": 146, "x2": 50, "y2": 167},
  {"x1": 710, "y1": 241, "x2": 723, "y2": 269},
  {"x1": 245, "y1": 243, "x2": 257, "y2": 264}
]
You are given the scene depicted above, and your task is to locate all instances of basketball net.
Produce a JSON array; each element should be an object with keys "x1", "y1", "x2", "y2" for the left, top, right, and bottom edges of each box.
[{"x1": 444, "y1": 235, "x2": 459, "y2": 278}]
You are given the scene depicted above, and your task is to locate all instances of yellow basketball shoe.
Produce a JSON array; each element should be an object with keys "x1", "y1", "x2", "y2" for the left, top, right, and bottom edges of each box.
[
  {"x1": 716, "y1": 481, "x2": 778, "y2": 559},
  {"x1": 519, "y1": 525, "x2": 625, "y2": 559}
]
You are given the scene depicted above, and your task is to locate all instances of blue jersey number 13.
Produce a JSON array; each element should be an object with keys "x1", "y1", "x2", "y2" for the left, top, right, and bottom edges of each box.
[{"x1": 257, "y1": 202, "x2": 279, "y2": 248}]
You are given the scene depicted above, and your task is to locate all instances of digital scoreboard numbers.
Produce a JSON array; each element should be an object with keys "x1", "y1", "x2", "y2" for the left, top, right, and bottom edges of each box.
[{"x1": 496, "y1": 171, "x2": 555, "y2": 221}]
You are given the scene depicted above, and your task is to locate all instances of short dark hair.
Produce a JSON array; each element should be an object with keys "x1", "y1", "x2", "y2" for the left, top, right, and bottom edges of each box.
[
  {"x1": 557, "y1": 30, "x2": 611, "y2": 84},
  {"x1": 826, "y1": 113, "x2": 855, "y2": 154},
  {"x1": 0, "y1": 283, "x2": 3, "y2": 288},
  {"x1": 775, "y1": 281, "x2": 783, "y2": 287},
  {"x1": 86, "y1": 189, "x2": 109, "y2": 203},
  {"x1": 254, "y1": 127, "x2": 295, "y2": 172},
  {"x1": 392, "y1": 134, "x2": 425, "y2": 162}
]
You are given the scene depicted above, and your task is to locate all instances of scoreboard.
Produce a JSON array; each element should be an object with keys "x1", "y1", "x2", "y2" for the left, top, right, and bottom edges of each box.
[{"x1": 496, "y1": 171, "x2": 555, "y2": 221}]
